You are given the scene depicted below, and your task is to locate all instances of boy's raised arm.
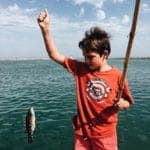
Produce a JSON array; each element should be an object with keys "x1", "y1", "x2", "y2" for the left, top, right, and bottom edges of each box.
[{"x1": 37, "y1": 9, "x2": 65, "y2": 66}]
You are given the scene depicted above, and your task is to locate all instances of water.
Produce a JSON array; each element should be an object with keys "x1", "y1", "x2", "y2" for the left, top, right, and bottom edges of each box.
[{"x1": 0, "y1": 59, "x2": 150, "y2": 150}]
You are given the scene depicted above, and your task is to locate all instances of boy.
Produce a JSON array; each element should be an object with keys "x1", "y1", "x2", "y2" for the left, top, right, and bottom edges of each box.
[{"x1": 37, "y1": 10, "x2": 134, "y2": 150}]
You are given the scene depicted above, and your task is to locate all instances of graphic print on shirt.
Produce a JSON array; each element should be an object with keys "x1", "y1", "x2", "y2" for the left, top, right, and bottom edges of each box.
[{"x1": 86, "y1": 78, "x2": 111, "y2": 103}]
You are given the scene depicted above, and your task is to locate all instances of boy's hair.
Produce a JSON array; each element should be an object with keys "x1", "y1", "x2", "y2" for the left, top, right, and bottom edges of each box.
[{"x1": 79, "y1": 27, "x2": 111, "y2": 56}]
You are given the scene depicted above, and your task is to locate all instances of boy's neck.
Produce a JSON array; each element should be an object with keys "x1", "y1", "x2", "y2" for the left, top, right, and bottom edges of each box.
[{"x1": 98, "y1": 60, "x2": 112, "y2": 72}]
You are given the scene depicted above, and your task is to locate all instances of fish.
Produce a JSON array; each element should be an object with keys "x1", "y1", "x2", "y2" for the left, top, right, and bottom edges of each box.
[{"x1": 25, "y1": 107, "x2": 36, "y2": 143}]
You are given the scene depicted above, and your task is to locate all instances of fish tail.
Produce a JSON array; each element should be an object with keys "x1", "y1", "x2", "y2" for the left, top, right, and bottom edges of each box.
[{"x1": 28, "y1": 136, "x2": 33, "y2": 143}]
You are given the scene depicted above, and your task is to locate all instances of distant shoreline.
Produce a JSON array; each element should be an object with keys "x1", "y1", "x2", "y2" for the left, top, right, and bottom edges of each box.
[
  {"x1": 0, "y1": 57, "x2": 150, "y2": 61},
  {"x1": 110, "y1": 57, "x2": 150, "y2": 60}
]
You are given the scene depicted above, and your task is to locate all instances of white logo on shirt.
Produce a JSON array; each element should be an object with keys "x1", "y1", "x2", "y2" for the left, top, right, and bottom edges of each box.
[{"x1": 86, "y1": 78, "x2": 111, "y2": 103}]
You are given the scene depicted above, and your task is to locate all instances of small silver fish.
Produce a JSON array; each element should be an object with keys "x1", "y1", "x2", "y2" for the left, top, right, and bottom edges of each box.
[{"x1": 25, "y1": 107, "x2": 36, "y2": 143}]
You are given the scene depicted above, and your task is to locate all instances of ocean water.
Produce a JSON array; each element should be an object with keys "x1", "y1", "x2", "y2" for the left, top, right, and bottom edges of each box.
[{"x1": 0, "y1": 59, "x2": 149, "y2": 150}]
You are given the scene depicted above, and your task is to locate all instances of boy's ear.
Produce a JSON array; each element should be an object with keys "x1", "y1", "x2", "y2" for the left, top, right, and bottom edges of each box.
[{"x1": 103, "y1": 50, "x2": 109, "y2": 59}]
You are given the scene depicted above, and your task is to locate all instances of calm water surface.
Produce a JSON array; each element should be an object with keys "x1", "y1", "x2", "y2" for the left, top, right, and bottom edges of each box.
[{"x1": 0, "y1": 59, "x2": 149, "y2": 150}]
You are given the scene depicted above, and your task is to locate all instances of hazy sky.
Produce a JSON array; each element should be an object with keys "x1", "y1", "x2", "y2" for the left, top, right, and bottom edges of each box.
[{"x1": 0, "y1": 0, "x2": 149, "y2": 59}]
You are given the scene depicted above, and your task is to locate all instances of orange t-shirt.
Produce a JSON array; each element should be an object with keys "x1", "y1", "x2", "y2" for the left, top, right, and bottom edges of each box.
[{"x1": 65, "y1": 58, "x2": 134, "y2": 138}]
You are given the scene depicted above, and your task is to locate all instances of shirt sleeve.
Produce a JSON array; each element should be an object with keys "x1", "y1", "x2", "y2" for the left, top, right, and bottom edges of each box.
[
  {"x1": 64, "y1": 57, "x2": 89, "y2": 76},
  {"x1": 122, "y1": 79, "x2": 134, "y2": 104},
  {"x1": 64, "y1": 57, "x2": 80, "y2": 76}
]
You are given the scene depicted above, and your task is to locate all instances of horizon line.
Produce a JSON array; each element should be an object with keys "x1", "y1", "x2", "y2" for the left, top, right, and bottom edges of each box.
[{"x1": 0, "y1": 56, "x2": 150, "y2": 61}]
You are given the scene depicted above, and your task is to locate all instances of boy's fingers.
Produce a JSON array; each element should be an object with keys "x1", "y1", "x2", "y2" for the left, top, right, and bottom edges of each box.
[
  {"x1": 44, "y1": 8, "x2": 48, "y2": 15},
  {"x1": 40, "y1": 11, "x2": 46, "y2": 17},
  {"x1": 113, "y1": 98, "x2": 120, "y2": 109},
  {"x1": 113, "y1": 104, "x2": 119, "y2": 110},
  {"x1": 38, "y1": 10, "x2": 47, "y2": 22},
  {"x1": 37, "y1": 15, "x2": 43, "y2": 22},
  {"x1": 44, "y1": 9, "x2": 49, "y2": 18},
  {"x1": 113, "y1": 98, "x2": 118, "y2": 104}
]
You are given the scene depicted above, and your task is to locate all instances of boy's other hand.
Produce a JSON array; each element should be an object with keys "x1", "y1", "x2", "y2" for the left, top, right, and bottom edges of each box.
[
  {"x1": 113, "y1": 98, "x2": 130, "y2": 110},
  {"x1": 37, "y1": 9, "x2": 50, "y2": 30}
]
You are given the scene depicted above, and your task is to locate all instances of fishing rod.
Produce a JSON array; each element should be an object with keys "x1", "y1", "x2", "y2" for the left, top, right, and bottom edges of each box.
[{"x1": 116, "y1": 0, "x2": 141, "y2": 102}]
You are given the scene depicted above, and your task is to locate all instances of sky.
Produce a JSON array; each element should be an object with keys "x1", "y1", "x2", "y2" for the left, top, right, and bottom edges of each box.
[{"x1": 0, "y1": 0, "x2": 150, "y2": 59}]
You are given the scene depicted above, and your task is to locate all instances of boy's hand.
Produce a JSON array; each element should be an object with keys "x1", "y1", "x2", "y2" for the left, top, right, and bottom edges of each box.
[
  {"x1": 113, "y1": 98, "x2": 130, "y2": 110},
  {"x1": 37, "y1": 9, "x2": 50, "y2": 31}
]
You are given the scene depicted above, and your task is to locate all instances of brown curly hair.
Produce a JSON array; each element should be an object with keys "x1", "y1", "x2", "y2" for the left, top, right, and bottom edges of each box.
[{"x1": 79, "y1": 27, "x2": 111, "y2": 56}]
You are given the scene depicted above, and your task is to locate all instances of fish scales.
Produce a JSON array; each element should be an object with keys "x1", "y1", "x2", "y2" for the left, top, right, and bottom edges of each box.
[{"x1": 25, "y1": 107, "x2": 36, "y2": 143}]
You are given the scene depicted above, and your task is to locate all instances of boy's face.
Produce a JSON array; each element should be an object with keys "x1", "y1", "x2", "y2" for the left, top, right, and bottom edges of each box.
[{"x1": 82, "y1": 50, "x2": 105, "y2": 71}]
